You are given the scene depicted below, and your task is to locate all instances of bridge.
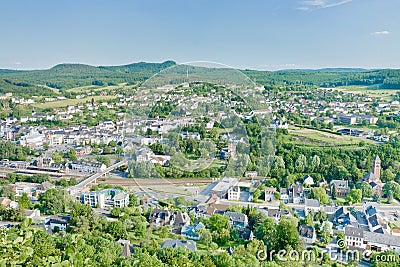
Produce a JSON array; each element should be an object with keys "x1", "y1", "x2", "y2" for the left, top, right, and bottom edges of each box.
[{"x1": 69, "y1": 159, "x2": 128, "y2": 193}]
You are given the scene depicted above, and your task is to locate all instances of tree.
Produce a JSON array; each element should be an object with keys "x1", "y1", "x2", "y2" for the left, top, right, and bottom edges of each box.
[
  {"x1": 69, "y1": 177, "x2": 78, "y2": 186},
  {"x1": 331, "y1": 184, "x2": 337, "y2": 200},
  {"x1": 255, "y1": 217, "x2": 275, "y2": 247},
  {"x1": 360, "y1": 182, "x2": 373, "y2": 198},
  {"x1": 383, "y1": 181, "x2": 400, "y2": 200},
  {"x1": 110, "y1": 207, "x2": 122, "y2": 218},
  {"x1": 70, "y1": 202, "x2": 104, "y2": 234},
  {"x1": 310, "y1": 188, "x2": 330, "y2": 204},
  {"x1": 321, "y1": 223, "x2": 332, "y2": 245},
  {"x1": 52, "y1": 152, "x2": 63, "y2": 164},
  {"x1": 107, "y1": 221, "x2": 127, "y2": 239},
  {"x1": 346, "y1": 189, "x2": 362, "y2": 204},
  {"x1": 208, "y1": 214, "x2": 230, "y2": 232},
  {"x1": 275, "y1": 216, "x2": 302, "y2": 251},
  {"x1": 18, "y1": 193, "x2": 31, "y2": 209},
  {"x1": 96, "y1": 156, "x2": 111, "y2": 167},
  {"x1": 310, "y1": 155, "x2": 321, "y2": 172},
  {"x1": 271, "y1": 156, "x2": 285, "y2": 178},
  {"x1": 66, "y1": 148, "x2": 77, "y2": 161},
  {"x1": 381, "y1": 168, "x2": 396, "y2": 182},
  {"x1": 197, "y1": 226, "x2": 212, "y2": 245},
  {"x1": 128, "y1": 193, "x2": 138, "y2": 207},
  {"x1": 372, "y1": 193, "x2": 381, "y2": 203},
  {"x1": 253, "y1": 188, "x2": 261, "y2": 202},
  {"x1": 314, "y1": 210, "x2": 327, "y2": 223},
  {"x1": 305, "y1": 213, "x2": 313, "y2": 226},
  {"x1": 38, "y1": 189, "x2": 74, "y2": 215},
  {"x1": 213, "y1": 252, "x2": 234, "y2": 267},
  {"x1": 0, "y1": 185, "x2": 15, "y2": 200},
  {"x1": 295, "y1": 154, "x2": 307, "y2": 173}
]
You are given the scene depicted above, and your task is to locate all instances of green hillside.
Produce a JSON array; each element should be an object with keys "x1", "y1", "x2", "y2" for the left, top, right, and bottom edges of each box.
[{"x1": 1, "y1": 61, "x2": 400, "y2": 97}]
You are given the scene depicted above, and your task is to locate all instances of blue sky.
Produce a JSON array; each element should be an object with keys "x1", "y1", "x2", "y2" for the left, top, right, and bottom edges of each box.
[{"x1": 0, "y1": 0, "x2": 398, "y2": 70}]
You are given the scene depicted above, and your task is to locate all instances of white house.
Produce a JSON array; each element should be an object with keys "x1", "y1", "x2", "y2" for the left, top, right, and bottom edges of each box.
[{"x1": 45, "y1": 216, "x2": 70, "y2": 231}]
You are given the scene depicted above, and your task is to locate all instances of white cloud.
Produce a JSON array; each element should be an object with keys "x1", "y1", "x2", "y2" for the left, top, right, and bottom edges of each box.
[
  {"x1": 296, "y1": 6, "x2": 310, "y2": 11},
  {"x1": 298, "y1": 0, "x2": 352, "y2": 11},
  {"x1": 15, "y1": 62, "x2": 22, "y2": 65},
  {"x1": 371, "y1": 31, "x2": 390, "y2": 36}
]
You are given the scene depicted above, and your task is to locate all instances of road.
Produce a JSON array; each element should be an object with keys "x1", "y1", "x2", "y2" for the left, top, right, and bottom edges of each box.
[{"x1": 72, "y1": 159, "x2": 128, "y2": 189}]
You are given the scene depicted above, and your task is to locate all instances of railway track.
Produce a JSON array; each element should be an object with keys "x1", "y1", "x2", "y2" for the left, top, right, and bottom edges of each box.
[{"x1": 97, "y1": 177, "x2": 213, "y2": 186}]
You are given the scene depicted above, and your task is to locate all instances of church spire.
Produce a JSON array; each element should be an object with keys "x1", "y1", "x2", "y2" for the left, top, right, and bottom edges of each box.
[{"x1": 373, "y1": 155, "x2": 381, "y2": 180}]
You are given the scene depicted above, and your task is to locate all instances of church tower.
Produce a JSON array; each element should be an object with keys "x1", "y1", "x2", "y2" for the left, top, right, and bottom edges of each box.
[{"x1": 372, "y1": 155, "x2": 381, "y2": 180}]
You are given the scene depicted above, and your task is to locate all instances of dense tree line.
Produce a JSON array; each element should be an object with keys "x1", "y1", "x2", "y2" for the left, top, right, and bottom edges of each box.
[{"x1": 0, "y1": 141, "x2": 32, "y2": 161}]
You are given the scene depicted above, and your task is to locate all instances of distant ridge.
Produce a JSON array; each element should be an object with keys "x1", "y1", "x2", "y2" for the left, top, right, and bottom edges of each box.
[
  {"x1": 1, "y1": 61, "x2": 400, "y2": 95},
  {"x1": 277, "y1": 68, "x2": 370, "y2": 73},
  {"x1": 99, "y1": 60, "x2": 176, "y2": 73},
  {"x1": 50, "y1": 63, "x2": 106, "y2": 73}
]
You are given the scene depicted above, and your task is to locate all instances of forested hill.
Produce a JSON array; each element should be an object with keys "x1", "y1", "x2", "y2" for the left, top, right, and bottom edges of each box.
[
  {"x1": 1, "y1": 60, "x2": 400, "y2": 96},
  {"x1": 0, "y1": 61, "x2": 177, "y2": 95},
  {"x1": 243, "y1": 69, "x2": 400, "y2": 88}
]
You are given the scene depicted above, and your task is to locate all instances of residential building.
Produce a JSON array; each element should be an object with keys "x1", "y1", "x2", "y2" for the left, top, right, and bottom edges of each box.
[
  {"x1": 0, "y1": 197, "x2": 18, "y2": 209},
  {"x1": 364, "y1": 231, "x2": 400, "y2": 253},
  {"x1": 70, "y1": 160, "x2": 107, "y2": 173},
  {"x1": 280, "y1": 185, "x2": 305, "y2": 203},
  {"x1": 12, "y1": 182, "x2": 41, "y2": 198},
  {"x1": 304, "y1": 198, "x2": 320, "y2": 216},
  {"x1": 302, "y1": 175, "x2": 314, "y2": 186},
  {"x1": 180, "y1": 222, "x2": 204, "y2": 240},
  {"x1": 211, "y1": 177, "x2": 239, "y2": 199},
  {"x1": 45, "y1": 216, "x2": 70, "y2": 232},
  {"x1": 330, "y1": 180, "x2": 350, "y2": 197},
  {"x1": 161, "y1": 240, "x2": 197, "y2": 252},
  {"x1": 333, "y1": 207, "x2": 358, "y2": 229},
  {"x1": 81, "y1": 188, "x2": 129, "y2": 209},
  {"x1": 337, "y1": 114, "x2": 357, "y2": 125},
  {"x1": 149, "y1": 208, "x2": 191, "y2": 228},
  {"x1": 223, "y1": 211, "x2": 248, "y2": 229},
  {"x1": 344, "y1": 226, "x2": 365, "y2": 248},
  {"x1": 363, "y1": 202, "x2": 390, "y2": 234},
  {"x1": 264, "y1": 187, "x2": 277, "y2": 202},
  {"x1": 299, "y1": 225, "x2": 316, "y2": 244}
]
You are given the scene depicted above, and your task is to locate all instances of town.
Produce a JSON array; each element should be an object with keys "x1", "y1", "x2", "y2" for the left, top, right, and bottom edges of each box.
[{"x1": 1, "y1": 62, "x2": 400, "y2": 267}]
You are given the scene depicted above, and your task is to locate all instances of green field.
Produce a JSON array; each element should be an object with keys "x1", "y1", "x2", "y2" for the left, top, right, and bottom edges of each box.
[
  {"x1": 33, "y1": 95, "x2": 117, "y2": 109},
  {"x1": 329, "y1": 85, "x2": 400, "y2": 100},
  {"x1": 66, "y1": 82, "x2": 136, "y2": 93},
  {"x1": 283, "y1": 126, "x2": 376, "y2": 148}
]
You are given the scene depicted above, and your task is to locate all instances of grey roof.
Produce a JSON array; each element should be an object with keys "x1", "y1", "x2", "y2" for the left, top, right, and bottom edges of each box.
[
  {"x1": 224, "y1": 211, "x2": 248, "y2": 223},
  {"x1": 305, "y1": 198, "x2": 320, "y2": 208},
  {"x1": 368, "y1": 214, "x2": 379, "y2": 227},
  {"x1": 266, "y1": 208, "x2": 293, "y2": 218},
  {"x1": 344, "y1": 226, "x2": 364, "y2": 238},
  {"x1": 237, "y1": 228, "x2": 253, "y2": 240},
  {"x1": 364, "y1": 231, "x2": 400, "y2": 247},
  {"x1": 172, "y1": 211, "x2": 190, "y2": 225},
  {"x1": 212, "y1": 177, "x2": 238, "y2": 193},
  {"x1": 47, "y1": 215, "x2": 70, "y2": 225},
  {"x1": 161, "y1": 240, "x2": 197, "y2": 251},
  {"x1": 330, "y1": 180, "x2": 348, "y2": 188}
]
